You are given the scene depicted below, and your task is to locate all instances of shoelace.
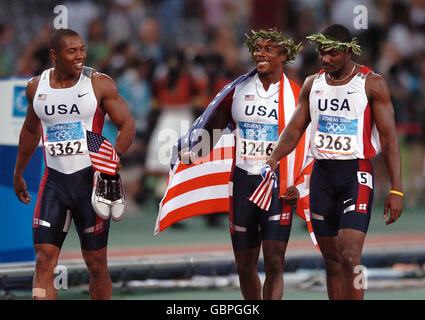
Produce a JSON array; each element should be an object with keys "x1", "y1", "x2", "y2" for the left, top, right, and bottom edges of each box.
[
  {"x1": 96, "y1": 176, "x2": 108, "y2": 197},
  {"x1": 108, "y1": 178, "x2": 122, "y2": 202},
  {"x1": 99, "y1": 173, "x2": 122, "y2": 201}
]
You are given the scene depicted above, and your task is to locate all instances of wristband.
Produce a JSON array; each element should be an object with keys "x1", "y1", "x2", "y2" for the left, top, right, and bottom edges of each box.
[{"x1": 389, "y1": 190, "x2": 403, "y2": 197}]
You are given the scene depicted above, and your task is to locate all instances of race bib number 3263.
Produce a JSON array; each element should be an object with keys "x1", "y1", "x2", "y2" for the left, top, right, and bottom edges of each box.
[
  {"x1": 314, "y1": 115, "x2": 357, "y2": 155},
  {"x1": 44, "y1": 121, "x2": 88, "y2": 157}
]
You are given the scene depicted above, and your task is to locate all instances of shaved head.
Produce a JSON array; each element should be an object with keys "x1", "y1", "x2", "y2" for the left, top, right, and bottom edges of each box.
[{"x1": 49, "y1": 29, "x2": 80, "y2": 52}]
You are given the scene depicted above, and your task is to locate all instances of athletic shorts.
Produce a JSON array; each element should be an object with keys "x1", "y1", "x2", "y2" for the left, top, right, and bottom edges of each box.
[
  {"x1": 229, "y1": 166, "x2": 293, "y2": 251},
  {"x1": 33, "y1": 166, "x2": 110, "y2": 250},
  {"x1": 309, "y1": 159, "x2": 374, "y2": 237}
]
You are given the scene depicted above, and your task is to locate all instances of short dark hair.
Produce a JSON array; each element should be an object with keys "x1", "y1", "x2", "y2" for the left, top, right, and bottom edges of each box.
[
  {"x1": 49, "y1": 29, "x2": 80, "y2": 52},
  {"x1": 321, "y1": 24, "x2": 352, "y2": 43}
]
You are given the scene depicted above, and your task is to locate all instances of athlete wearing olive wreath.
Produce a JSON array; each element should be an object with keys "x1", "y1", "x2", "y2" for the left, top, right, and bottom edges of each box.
[
  {"x1": 176, "y1": 29, "x2": 314, "y2": 300},
  {"x1": 266, "y1": 24, "x2": 403, "y2": 300}
]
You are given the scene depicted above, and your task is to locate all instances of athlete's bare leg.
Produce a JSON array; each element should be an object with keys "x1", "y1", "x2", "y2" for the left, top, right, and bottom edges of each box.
[
  {"x1": 33, "y1": 243, "x2": 61, "y2": 300},
  {"x1": 233, "y1": 246, "x2": 262, "y2": 300},
  {"x1": 262, "y1": 240, "x2": 288, "y2": 300},
  {"x1": 82, "y1": 247, "x2": 112, "y2": 300},
  {"x1": 315, "y1": 236, "x2": 344, "y2": 300},
  {"x1": 338, "y1": 228, "x2": 366, "y2": 300}
]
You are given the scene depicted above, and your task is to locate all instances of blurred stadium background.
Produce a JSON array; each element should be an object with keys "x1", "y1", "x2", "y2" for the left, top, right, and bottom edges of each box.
[{"x1": 0, "y1": 0, "x2": 424, "y2": 300}]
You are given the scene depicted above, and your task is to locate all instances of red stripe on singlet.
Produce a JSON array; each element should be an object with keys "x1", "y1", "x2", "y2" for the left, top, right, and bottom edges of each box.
[
  {"x1": 362, "y1": 103, "x2": 376, "y2": 158},
  {"x1": 91, "y1": 103, "x2": 105, "y2": 135}
]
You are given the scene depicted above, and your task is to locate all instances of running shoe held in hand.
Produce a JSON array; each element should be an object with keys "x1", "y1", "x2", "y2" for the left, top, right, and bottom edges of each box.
[{"x1": 91, "y1": 171, "x2": 127, "y2": 221}]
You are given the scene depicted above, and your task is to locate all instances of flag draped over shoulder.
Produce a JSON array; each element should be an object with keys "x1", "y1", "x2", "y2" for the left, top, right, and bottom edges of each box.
[
  {"x1": 86, "y1": 130, "x2": 119, "y2": 175},
  {"x1": 154, "y1": 70, "x2": 256, "y2": 235},
  {"x1": 154, "y1": 69, "x2": 318, "y2": 251}
]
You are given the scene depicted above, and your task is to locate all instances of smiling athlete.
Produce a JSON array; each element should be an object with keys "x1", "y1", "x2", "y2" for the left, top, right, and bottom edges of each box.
[
  {"x1": 182, "y1": 29, "x2": 309, "y2": 300},
  {"x1": 266, "y1": 24, "x2": 403, "y2": 300},
  {"x1": 13, "y1": 29, "x2": 135, "y2": 300}
]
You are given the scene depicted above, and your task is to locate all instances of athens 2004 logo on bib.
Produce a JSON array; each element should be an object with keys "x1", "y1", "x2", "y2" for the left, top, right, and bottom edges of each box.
[
  {"x1": 44, "y1": 121, "x2": 88, "y2": 157},
  {"x1": 314, "y1": 114, "x2": 358, "y2": 155},
  {"x1": 237, "y1": 121, "x2": 278, "y2": 159}
]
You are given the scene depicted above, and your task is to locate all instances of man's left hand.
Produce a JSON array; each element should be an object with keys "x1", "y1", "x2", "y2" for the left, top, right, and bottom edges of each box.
[
  {"x1": 383, "y1": 193, "x2": 403, "y2": 226},
  {"x1": 116, "y1": 160, "x2": 122, "y2": 173}
]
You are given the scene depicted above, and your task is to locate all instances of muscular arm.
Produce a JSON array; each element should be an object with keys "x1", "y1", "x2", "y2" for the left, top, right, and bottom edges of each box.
[
  {"x1": 266, "y1": 75, "x2": 313, "y2": 171},
  {"x1": 92, "y1": 73, "x2": 135, "y2": 156},
  {"x1": 14, "y1": 77, "x2": 42, "y2": 203},
  {"x1": 366, "y1": 73, "x2": 403, "y2": 225}
]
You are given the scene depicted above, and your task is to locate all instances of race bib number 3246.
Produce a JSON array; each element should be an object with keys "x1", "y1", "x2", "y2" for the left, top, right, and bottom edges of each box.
[
  {"x1": 44, "y1": 121, "x2": 88, "y2": 157},
  {"x1": 237, "y1": 121, "x2": 278, "y2": 159}
]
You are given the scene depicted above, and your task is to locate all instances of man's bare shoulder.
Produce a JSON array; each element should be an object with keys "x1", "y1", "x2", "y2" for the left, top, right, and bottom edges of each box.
[
  {"x1": 366, "y1": 71, "x2": 385, "y2": 83},
  {"x1": 91, "y1": 70, "x2": 115, "y2": 85},
  {"x1": 27, "y1": 75, "x2": 40, "y2": 89},
  {"x1": 365, "y1": 71, "x2": 390, "y2": 97},
  {"x1": 300, "y1": 73, "x2": 318, "y2": 94},
  {"x1": 26, "y1": 76, "x2": 41, "y2": 102},
  {"x1": 90, "y1": 70, "x2": 119, "y2": 101},
  {"x1": 305, "y1": 73, "x2": 317, "y2": 83}
]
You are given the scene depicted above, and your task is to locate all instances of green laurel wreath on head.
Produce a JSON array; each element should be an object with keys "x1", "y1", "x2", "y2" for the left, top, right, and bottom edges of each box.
[
  {"x1": 245, "y1": 28, "x2": 303, "y2": 64},
  {"x1": 306, "y1": 32, "x2": 361, "y2": 55}
]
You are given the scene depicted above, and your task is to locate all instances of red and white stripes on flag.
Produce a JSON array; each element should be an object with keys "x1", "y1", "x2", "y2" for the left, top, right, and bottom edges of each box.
[
  {"x1": 86, "y1": 130, "x2": 119, "y2": 175},
  {"x1": 154, "y1": 134, "x2": 234, "y2": 234},
  {"x1": 154, "y1": 69, "x2": 255, "y2": 235},
  {"x1": 248, "y1": 167, "x2": 276, "y2": 211}
]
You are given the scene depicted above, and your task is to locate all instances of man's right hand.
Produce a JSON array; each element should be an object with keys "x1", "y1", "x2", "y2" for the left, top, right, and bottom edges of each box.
[
  {"x1": 265, "y1": 156, "x2": 279, "y2": 172},
  {"x1": 178, "y1": 148, "x2": 197, "y2": 165},
  {"x1": 14, "y1": 175, "x2": 31, "y2": 204}
]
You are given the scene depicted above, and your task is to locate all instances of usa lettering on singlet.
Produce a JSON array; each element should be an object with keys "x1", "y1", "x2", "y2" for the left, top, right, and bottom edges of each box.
[
  {"x1": 309, "y1": 66, "x2": 381, "y2": 160},
  {"x1": 231, "y1": 74, "x2": 281, "y2": 175},
  {"x1": 32, "y1": 67, "x2": 105, "y2": 174}
]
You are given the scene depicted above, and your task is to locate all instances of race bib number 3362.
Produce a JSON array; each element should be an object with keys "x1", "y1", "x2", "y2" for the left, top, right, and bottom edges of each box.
[
  {"x1": 314, "y1": 115, "x2": 357, "y2": 155},
  {"x1": 44, "y1": 121, "x2": 88, "y2": 157}
]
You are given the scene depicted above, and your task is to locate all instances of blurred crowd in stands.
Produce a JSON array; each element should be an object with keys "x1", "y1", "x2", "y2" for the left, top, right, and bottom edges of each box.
[{"x1": 1, "y1": 0, "x2": 424, "y2": 216}]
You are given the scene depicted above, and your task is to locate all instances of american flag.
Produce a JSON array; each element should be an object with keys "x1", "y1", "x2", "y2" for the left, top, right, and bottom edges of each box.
[
  {"x1": 154, "y1": 69, "x2": 257, "y2": 234},
  {"x1": 248, "y1": 165, "x2": 277, "y2": 211},
  {"x1": 86, "y1": 130, "x2": 119, "y2": 175}
]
